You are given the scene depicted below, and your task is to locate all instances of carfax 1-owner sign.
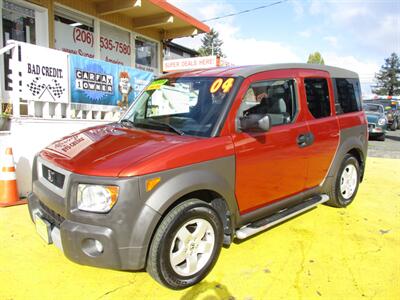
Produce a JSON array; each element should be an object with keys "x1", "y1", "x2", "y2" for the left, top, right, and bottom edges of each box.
[
  {"x1": 12, "y1": 43, "x2": 69, "y2": 103},
  {"x1": 69, "y1": 55, "x2": 153, "y2": 107}
]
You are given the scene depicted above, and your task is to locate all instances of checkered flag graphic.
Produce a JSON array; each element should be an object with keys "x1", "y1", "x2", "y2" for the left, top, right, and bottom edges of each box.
[
  {"x1": 48, "y1": 79, "x2": 65, "y2": 98},
  {"x1": 27, "y1": 77, "x2": 46, "y2": 96}
]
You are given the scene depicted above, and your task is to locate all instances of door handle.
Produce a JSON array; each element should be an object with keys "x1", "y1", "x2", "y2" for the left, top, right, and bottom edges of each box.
[
  {"x1": 297, "y1": 132, "x2": 314, "y2": 148},
  {"x1": 297, "y1": 134, "x2": 307, "y2": 146}
]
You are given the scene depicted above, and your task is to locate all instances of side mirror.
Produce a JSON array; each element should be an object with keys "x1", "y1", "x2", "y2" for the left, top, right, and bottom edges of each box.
[{"x1": 240, "y1": 114, "x2": 271, "y2": 132}]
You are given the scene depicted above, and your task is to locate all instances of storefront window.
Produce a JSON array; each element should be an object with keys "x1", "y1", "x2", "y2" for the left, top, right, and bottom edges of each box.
[
  {"x1": 54, "y1": 7, "x2": 95, "y2": 58},
  {"x1": 2, "y1": 0, "x2": 36, "y2": 91},
  {"x1": 135, "y1": 37, "x2": 158, "y2": 73},
  {"x1": 100, "y1": 23, "x2": 131, "y2": 66}
]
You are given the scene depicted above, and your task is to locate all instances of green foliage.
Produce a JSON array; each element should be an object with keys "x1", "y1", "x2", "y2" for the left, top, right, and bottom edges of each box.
[
  {"x1": 0, "y1": 103, "x2": 12, "y2": 118},
  {"x1": 198, "y1": 28, "x2": 225, "y2": 57},
  {"x1": 372, "y1": 53, "x2": 400, "y2": 96},
  {"x1": 307, "y1": 52, "x2": 325, "y2": 65}
]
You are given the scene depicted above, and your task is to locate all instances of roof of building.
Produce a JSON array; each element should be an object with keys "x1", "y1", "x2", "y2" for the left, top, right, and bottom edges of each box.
[
  {"x1": 165, "y1": 42, "x2": 199, "y2": 56},
  {"x1": 92, "y1": 0, "x2": 210, "y2": 40},
  {"x1": 165, "y1": 63, "x2": 359, "y2": 79}
]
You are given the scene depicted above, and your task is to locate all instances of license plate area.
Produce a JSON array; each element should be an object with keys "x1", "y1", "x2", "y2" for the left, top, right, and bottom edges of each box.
[{"x1": 34, "y1": 213, "x2": 52, "y2": 244}]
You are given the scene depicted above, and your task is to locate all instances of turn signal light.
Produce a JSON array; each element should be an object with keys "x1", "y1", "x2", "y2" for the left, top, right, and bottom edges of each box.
[{"x1": 146, "y1": 177, "x2": 161, "y2": 192}]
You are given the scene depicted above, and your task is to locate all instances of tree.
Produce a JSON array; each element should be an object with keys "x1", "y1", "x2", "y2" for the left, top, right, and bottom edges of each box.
[
  {"x1": 372, "y1": 53, "x2": 400, "y2": 96},
  {"x1": 198, "y1": 28, "x2": 225, "y2": 57},
  {"x1": 307, "y1": 52, "x2": 325, "y2": 64}
]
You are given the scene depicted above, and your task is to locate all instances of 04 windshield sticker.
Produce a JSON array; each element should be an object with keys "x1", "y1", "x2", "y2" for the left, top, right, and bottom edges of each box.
[
  {"x1": 210, "y1": 78, "x2": 235, "y2": 94},
  {"x1": 146, "y1": 79, "x2": 169, "y2": 91}
]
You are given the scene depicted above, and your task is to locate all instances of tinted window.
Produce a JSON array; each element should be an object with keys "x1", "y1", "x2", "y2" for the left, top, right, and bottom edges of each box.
[
  {"x1": 236, "y1": 79, "x2": 297, "y2": 127},
  {"x1": 304, "y1": 78, "x2": 331, "y2": 119},
  {"x1": 333, "y1": 78, "x2": 362, "y2": 114}
]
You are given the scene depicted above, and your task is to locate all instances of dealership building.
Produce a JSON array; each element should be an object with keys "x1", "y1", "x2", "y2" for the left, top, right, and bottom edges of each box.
[{"x1": 0, "y1": 0, "x2": 209, "y2": 196}]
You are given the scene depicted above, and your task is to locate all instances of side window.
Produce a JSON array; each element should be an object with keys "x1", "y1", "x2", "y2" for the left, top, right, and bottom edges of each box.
[
  {"x1": 236, "y1": 79, "x2": 297, "y2": 127},
  {"x1": 304, "y1": 78, "x2": 331, "y2": 119},
  {"x1": 333, "y1": 78, "x2": 362, "y2": 114}
]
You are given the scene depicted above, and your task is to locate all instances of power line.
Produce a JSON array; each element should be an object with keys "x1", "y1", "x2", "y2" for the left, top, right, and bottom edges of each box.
[{"x1": 201, "y1": 0, "x2": 289, "y2": 22}]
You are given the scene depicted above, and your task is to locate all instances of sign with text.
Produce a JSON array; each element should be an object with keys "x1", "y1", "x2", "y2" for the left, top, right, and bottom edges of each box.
[
  {"x1": 55, "y1": 21, "x2": 132, "y2": 66},
  {"x1": 163, "y1": 56, "x2": 217, "y2": 72},
  {"x1": 69, "y1": 55, "x2": 153, "y2": 107},
  {"x1": 54, "y1": 21, "x2": 95, "y2": 59},
  {"x1": 100, "y1": 23, "x2": 131, "y2": 66},
  {"x1": 12, "y1": 42, "x2": 69, "y2": 103}
]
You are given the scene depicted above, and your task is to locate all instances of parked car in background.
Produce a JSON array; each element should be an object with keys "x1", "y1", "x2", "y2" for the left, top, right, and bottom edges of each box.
[
  {"x1": 363, "y1": 103, "x2": 387, "y2": 141},
  {"x1": 364, "y1": 99, "x2": 400, "y2": 131},
  {"x1": 28, "y1": 64, "x2": 367, "y2": 289}
]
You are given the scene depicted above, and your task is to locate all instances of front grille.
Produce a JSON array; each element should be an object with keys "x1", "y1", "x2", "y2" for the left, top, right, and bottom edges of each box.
[
  {"x1": 42, "y1": 165, "x2": 65, "y2": 189},
  {"x1": 39, "y1": 201, "x2": 65, "y2": 227}
]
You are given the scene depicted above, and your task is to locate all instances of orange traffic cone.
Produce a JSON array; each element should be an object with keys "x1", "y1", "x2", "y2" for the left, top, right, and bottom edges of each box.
[{"x1": 0, "y1": 147, "x2": 26, "y2": 207}]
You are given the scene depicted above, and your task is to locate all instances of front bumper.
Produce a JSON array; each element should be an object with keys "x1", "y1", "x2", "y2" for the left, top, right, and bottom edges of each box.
[
  {"x1": 367, "y1": 124, "x2": 386, "y2": 134},
  {"x1": 27, "y1": 158, "x2": 161, "y2": 271}
]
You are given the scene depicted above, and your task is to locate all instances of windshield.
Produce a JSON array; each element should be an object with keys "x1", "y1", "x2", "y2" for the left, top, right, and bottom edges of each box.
[
  {"x1": 363, "y1": 104, "x2": 383, "y2": 113},
  {"x1": 122, "y1": 76, "x2": 237, "y2": 137}
]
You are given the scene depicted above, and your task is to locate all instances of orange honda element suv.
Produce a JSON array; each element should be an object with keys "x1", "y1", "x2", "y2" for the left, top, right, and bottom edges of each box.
[{"x1": 28, "y1": 64, "x2": 367, "y2": 289}]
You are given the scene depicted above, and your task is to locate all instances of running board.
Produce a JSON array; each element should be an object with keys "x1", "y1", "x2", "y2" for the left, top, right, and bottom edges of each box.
[{"x1": 235, "y1": 194, "x2": 329, "y2": 240}]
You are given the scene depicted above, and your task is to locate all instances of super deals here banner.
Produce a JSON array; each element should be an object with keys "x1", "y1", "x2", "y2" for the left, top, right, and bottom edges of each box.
[{"x1": 69, "y1": 55, "x2": 153, "y2": 106}]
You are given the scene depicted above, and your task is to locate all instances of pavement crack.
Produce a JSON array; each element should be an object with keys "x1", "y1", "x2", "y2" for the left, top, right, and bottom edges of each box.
[{"x1": 96, "y1": 281, "x2": 134, "y2": 299}]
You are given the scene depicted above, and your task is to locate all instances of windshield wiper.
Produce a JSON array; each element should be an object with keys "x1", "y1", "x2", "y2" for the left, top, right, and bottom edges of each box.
[
  {"x1": 120, "y1": 119, "x2": 135, "y2": 128},
  {"x1": 134, "y1": 119, "x2": 184, "y2": 135}
]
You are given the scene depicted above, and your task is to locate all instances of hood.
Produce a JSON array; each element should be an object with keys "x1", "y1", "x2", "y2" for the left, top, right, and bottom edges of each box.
[{"x1": 40, "y1": 123, "x2": 199, "y2": 177}]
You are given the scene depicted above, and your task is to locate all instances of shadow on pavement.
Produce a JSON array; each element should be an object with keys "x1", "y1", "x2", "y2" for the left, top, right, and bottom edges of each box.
[
  {"x1": 180, "y1": 281, "x2": 235, "y2": 300},
  {"x1": 385, "y1": 134, "x2": 400, "y2": 142}
]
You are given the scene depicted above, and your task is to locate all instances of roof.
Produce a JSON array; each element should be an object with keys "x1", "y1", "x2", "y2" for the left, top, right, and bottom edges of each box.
[
  {"x1": 164, "y1": 63, "x2": 359, "y2": 79},
  {"x1": 92, "y1": 0, "x2": 210, "y2": 40},
  {"x1": 165, "y1": 42, "x2": 199, "y2": 56}
]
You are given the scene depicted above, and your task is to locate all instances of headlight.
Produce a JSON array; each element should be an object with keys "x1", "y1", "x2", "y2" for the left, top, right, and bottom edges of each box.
[
  {"x1": 77, "y1": 184, "x2": 119, "y2": 213},
  {"x1": 378, "y1": 118, "x2": 386, "y2": 126}
]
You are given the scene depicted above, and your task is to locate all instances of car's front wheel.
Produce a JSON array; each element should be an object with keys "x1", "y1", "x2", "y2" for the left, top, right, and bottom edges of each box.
[
  {"x1": 326, "y1": 154, "x2": 360, "y2": 208},
  {"x1": 146, "y1": 199, "x2": 223, "y2": 289}
]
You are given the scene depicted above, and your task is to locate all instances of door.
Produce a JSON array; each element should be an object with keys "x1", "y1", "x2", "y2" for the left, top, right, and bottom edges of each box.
[
  {"x1": 231, "y1": 75, "x2": 310, "y2": 214},
  {"x1": 302, "y1": 77, "x2": 340, "y2": 188}
]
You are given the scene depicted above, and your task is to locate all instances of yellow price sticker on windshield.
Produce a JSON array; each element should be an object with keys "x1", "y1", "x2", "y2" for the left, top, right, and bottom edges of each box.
[
  {"x1": 146, "y1": 79, "x2": 168, "y2": 91},
  {"x1": 210, "y1": 78, "x2": 235, "y2": 94}
]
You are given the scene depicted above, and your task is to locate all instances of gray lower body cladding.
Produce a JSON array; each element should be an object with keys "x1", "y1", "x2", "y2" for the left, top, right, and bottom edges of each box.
[
  {"x1": 28, "y1": 159, "x2": 161, "y2": 270},
  {"x1": 27, "y1": 155, "x2": 236, "y2": 271}
]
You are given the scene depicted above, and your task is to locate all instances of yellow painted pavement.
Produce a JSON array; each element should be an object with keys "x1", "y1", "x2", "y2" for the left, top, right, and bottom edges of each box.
[{"x1": 0, "y1": 157, "x2": 399, "y2": 300}]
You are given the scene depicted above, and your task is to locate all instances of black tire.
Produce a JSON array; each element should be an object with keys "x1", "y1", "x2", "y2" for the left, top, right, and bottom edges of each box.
[
  {"x1": 377, "y1": 133, "x2": 385, "y2": 141},
  {"x1": 390, "y1": 120, "x2": 397, "y2": 131},
  {"x1": 397, "y1": 118, "x2": 400, "y2": 129},
  {"x1": 146, "y1": 199, "x2": 223, "y2": 289},
  {"x1": 326, "y1": 154, "x2": 360, "y2": 208}
]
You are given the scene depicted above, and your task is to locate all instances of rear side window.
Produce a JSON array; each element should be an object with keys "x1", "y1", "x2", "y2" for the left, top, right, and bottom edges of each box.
[
  {"x1": 304, "y1": 78, "x2": 331, "y2": 119},
  {"x1": 333, "y1": 78, "x2": 362, "y2": 114}
]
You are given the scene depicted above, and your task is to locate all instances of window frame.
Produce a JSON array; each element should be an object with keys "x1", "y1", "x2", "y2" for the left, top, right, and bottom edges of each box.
[
  {"x1": 235, "y1": 77, "x2": 300, "y2": 132},
  {"x1": 303, "y1": 77, "x2": 332, "y2": 119}
]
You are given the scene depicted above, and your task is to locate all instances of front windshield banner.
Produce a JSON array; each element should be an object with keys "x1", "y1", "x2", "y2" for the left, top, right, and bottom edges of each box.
[{"x1": 122, "y1": 76, "x2": 238, "y2": 137}]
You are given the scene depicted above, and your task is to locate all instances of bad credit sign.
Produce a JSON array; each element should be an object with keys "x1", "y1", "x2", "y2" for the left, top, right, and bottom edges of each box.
[{"x1": 163, "y1": 56, "x2": 217, "y2": 72}]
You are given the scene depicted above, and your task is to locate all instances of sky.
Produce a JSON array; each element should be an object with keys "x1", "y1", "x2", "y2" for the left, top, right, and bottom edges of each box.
[{"x1": 168, "y1": 0, "x2": 400, "y2": 95}]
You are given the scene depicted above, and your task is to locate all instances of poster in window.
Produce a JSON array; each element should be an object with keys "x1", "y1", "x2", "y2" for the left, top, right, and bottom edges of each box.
[{"x1": 69, "y1": 55, "x2": 153, "y2": 106}]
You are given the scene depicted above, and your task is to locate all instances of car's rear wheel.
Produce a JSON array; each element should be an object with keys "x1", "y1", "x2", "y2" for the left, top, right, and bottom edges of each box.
[
  {"x1": 326, "y1": 154, "x2": 360, "y2": 208},
  {"x1": 146, "y1": 199, "x2": 223, "y2": 289}
]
